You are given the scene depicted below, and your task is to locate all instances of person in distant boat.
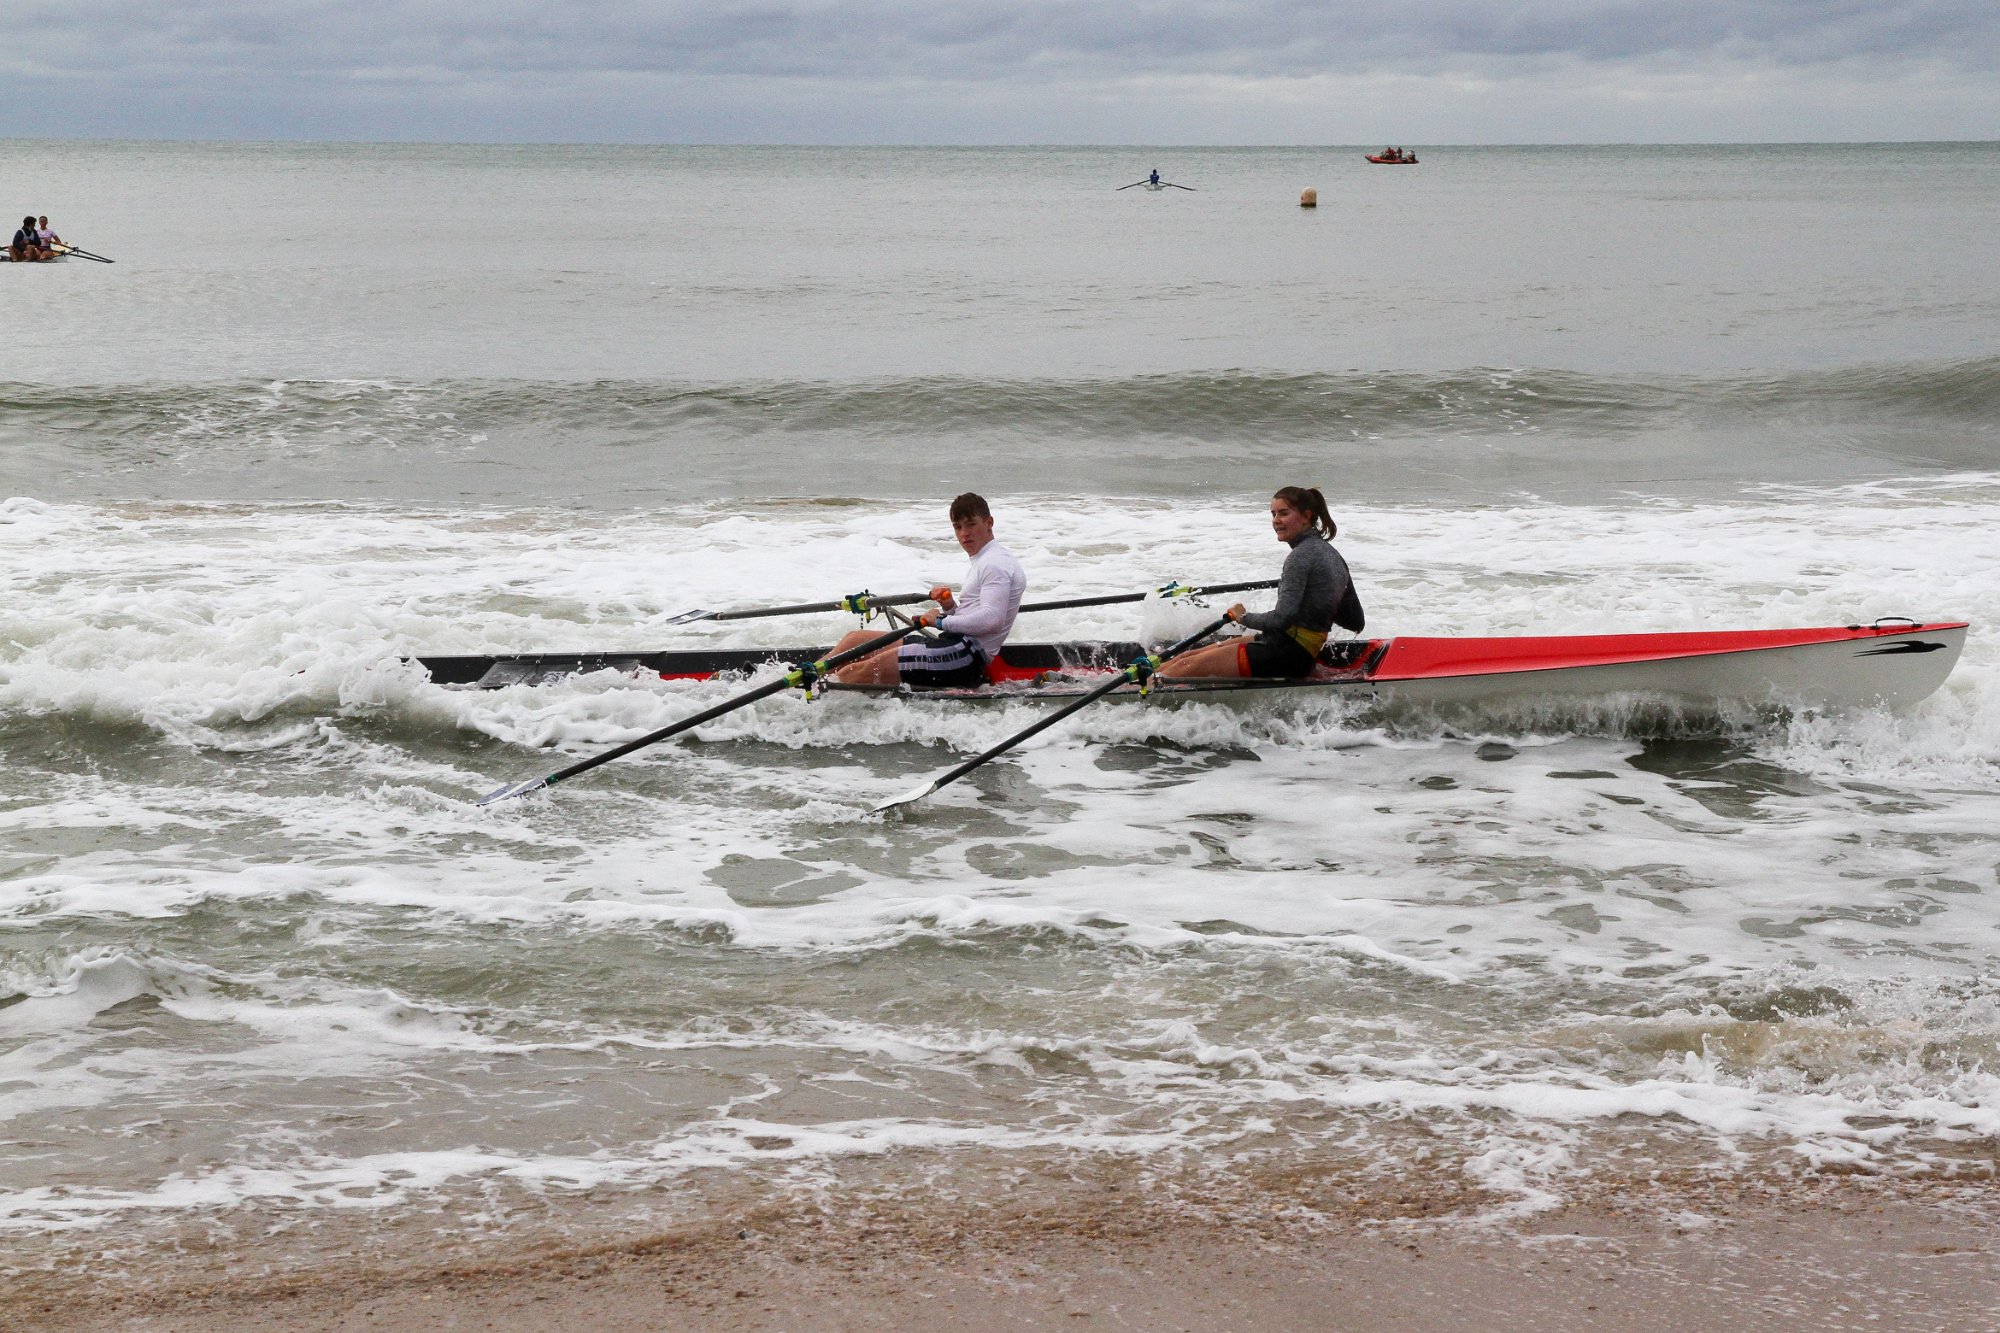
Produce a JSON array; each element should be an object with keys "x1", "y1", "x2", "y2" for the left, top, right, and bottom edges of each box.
[
  {"x1": 36, "y1": 216, "x2": 60, "y2": 249},
  {"x1": 1158, "y1": 486, "x2": 1362, "y2": 681},
  {"x1": 9, "y1": 216, "x2": 54, "y2": 262},
  {"x1": 831, "y1": 492, "x2": 1028, "y2": 688},
  {"x1": 1150, "y1": 169, "x2": 1160, "y2": 186}
]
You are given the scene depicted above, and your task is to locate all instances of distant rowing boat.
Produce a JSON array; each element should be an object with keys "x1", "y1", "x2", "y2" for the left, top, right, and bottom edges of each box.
[{"x1": 421, "y1": 620, "x2": 1966, "y2": 716}]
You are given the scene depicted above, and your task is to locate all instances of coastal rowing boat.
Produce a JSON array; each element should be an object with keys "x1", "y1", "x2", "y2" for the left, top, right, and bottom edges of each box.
[{"x1": 421, "y1": 619, "x2": 1966, "y2": 714}]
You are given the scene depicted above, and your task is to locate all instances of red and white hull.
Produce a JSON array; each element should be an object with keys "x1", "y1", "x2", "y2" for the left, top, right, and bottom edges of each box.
[
  {"x1": 848, "y1": 622, "x2": 1970, "y2": 715},
  {"x1": 418, "y1": 621, "x2": 1967, "y2": 717},
  {"x1": 1355, "y1": 623, "x2": 1966, "y2": 712}
]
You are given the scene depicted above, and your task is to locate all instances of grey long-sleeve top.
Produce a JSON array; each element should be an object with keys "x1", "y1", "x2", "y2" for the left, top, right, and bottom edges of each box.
[{"x1": 1237, "y1": 531, "x2": 1351, "y2": 638}]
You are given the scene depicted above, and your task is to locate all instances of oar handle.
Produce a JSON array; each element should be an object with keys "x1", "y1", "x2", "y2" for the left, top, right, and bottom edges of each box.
[{"x1": 482, "y1": 622, "x2": 914, "y2": 803}]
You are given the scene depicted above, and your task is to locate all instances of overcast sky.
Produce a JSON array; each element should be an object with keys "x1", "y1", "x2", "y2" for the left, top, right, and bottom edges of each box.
[{"x1": 6, "y1": 0, "x2": 1997, "y2": 143}]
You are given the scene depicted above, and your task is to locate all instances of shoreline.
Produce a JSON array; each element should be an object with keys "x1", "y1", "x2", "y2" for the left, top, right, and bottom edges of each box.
[{"x1": 11, "y1": 1172, "x2": 1997, "y2": 1332}]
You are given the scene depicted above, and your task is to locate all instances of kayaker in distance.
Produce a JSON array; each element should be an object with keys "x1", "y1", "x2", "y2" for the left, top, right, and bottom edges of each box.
[
  {"x1": 1159, "y1": 486, "x2": 1363, "y2": 679},
  {"x1": 9, "y1": 216, "x2": 56, "y2": 262},
  {"x1": 831, "y1": 492, "x2": 1029, "y2": 687},
  {"x1": 1150, "y1": 169, "x2": 1160, "y2": 186}
]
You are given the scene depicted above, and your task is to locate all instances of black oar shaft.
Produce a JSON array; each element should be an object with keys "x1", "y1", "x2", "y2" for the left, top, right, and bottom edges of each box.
[
  {"x1": 1020, "y1": 578, "x2": 1276, "y2": 614},
  {"x1": 707, "y1": 592, "x2": 930, "y2": 622},
  {"x1": 532, "y1": 675, "x2": 791, "y2": 790},
  {"x1": 481, "y1": 623, "x2": 912, "y2": 803},
  {"x1": 689, "y1": 578, "x2": 1273, "y2": 625},
  {"x1": 922, "y1": 671, "x2": 1134, "y2": 793},
  {"x1": 877, "y1": 615, "x2": 1231, "y2": 812}
]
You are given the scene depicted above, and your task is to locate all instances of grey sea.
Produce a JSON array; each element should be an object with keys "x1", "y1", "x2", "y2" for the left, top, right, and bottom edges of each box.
[{"x1": 2, "y1": 141, "x2": 1998, "y2": 1284}]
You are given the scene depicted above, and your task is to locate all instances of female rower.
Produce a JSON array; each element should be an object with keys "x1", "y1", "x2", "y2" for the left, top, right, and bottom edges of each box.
[{"x1": 1159, "y1": 486, "x2": 1362, "y2": 679}]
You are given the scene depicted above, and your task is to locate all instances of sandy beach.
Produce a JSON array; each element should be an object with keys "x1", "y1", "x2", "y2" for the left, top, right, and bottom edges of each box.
[{"x1": 11, "y1": 1170, "x2": 1997, "y2": 1333}]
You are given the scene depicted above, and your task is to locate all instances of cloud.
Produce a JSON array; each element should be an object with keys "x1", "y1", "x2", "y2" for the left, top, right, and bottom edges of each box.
[{"x1": 5, "y1": 0, "x2": 1998, "y2": 140}]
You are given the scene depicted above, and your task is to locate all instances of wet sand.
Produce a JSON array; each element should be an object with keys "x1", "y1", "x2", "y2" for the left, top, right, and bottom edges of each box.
[{"x1": 10, "y1": 1174, "x2": 1997, "y2": 1332}]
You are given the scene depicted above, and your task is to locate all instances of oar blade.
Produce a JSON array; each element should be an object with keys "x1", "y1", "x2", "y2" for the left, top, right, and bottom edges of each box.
[
  {"x1": 870, "y1": 779, "x2": 939, "y2": 816},
  {"x1": 660, "y1": 608, "x2": 716, "y2": 625},
  {"x1": 478, "y1": 774, "x2": 550, "y2": 806}
]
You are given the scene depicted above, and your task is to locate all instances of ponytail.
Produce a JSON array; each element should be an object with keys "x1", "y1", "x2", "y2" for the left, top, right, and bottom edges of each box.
[{"x1": 1273, "y1": 486, "x2": 1336, "y2": 540}]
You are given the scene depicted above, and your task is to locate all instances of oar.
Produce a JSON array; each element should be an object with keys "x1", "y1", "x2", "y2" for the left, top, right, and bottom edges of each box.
[
  {"x1": 478, "y1": 623, "x2": 913, "y2": 805},
  {"x1": 871, "y1": 616, "x2": 1232, "y2": 815},
  {"x1": 1164, "y1": 183, "x2": 1196, "y2": 191},
  {"x1": 1019, "y1": 577, "x2": 1274, "y2": 615},
  {"x1": 663, "y1": 591, "x2": 931, "y2": 626},
  {"x1": 1115, "y1": 179, "x2": 1151, "y2": 190},
  {"x1": 664, "y1": 578, "x2": 1275, "y2": 627},
  {"x1": 52, "y1": 244, "x2": 114, "y2": 263}
]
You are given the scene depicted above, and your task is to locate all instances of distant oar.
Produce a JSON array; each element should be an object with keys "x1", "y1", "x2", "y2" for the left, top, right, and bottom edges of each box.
[
  {"x1": 666, "y1": 578, "x2": 1275, "y2": 626},
  {"x1": 1115, "y1": 180, "x2": 1150, "y2": 190},
  {"x1": 1021, "y1": 577, "x2": 1274, "y2": 614},
  {"x1": 479, "y1": 623, "x2": 912, "y2": 805},
  {"x1": 53, "y1": 244, "x2": 114, "y2": 263},
  {"x1": 1164, "y1": 183, "x2": 1196, "y2": 191},
  {"x1": 664, "y1": 591, "x2": 931, "y2": 626},
  {"x1": 871, "y1": 616, "x2": 1231, "y2": 816}
]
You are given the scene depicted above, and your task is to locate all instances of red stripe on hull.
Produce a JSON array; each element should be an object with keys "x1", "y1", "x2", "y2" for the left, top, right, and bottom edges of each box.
[{"x1": 1368, "y1": 623, "x2": 1967, "y2": 682}]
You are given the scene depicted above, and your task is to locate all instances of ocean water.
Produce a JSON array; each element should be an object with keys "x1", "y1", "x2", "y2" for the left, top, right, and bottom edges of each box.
[{"x1": 2, "y1": 141, "x2": 1998, "y2": 1262}]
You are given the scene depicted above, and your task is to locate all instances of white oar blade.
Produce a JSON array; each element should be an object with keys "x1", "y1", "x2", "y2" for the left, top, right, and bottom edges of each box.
[
  {"x1": 660, "y1": 608, "x2": 715, "y2": 625},
  {"x1": 870, "y1": 780, "x2": 939, "y2": 816},
  {"x1": 478, "y1": 774, "x2": 550, "y2": 806}
]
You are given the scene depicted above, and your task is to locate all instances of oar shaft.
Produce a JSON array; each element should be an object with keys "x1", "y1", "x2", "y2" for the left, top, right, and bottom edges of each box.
[
  {"x1": 690, "y1": 578, "x2": 1273, "y2": 624},
  {"x1": 536, "y1": 675, "x2": 792, "y2": 790},
  {"x1": 886, "y1": 615, "x2": 1231, "y2": 809},
  {"x1": 707, "y1": 592, "x2": 930, "y2": 622},
  {"x1": 924, "y1": 671, "x2": 1133, "y2": 792},
  {"x1": 1019, "y1": 578, "x2": 1276, "y2": 614},
  {"x1": 483, "y1": 623, "x2": 913, "y2": 803}
]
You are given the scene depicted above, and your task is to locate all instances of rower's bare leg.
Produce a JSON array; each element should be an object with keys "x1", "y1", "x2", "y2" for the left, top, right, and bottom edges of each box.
[
  {"x1": 829, "y1": 629, "x2": 903, "y2": 685},
  {"x1": 1155, "y1": 640, "x2": 1250, "y2": 680}
]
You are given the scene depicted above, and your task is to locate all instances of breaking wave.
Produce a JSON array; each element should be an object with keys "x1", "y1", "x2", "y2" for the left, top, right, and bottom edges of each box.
[{"x1": 3, "y1": 358, "x2": 1997, "y2": 504}]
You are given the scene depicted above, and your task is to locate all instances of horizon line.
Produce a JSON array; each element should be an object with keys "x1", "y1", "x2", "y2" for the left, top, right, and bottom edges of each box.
[{"x1": 4, "y1": 135, "x2": 1997, "y2": 150}]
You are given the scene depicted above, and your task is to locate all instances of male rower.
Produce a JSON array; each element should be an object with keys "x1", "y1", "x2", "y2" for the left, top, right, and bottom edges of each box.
[
  {"x1": 831, "y1": 493, "x2": 1028, "y2": 688},
  {"x1": 1149, "y1": 169, "x2": 1160, "y2": 186}
]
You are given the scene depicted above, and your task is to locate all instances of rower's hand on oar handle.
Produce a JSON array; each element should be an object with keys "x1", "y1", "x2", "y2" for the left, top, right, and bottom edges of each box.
[
  {"x1": 928, "y1": 584, "x2": 956, "y2": 611},
  {"x1": 1224, "y1": 603, "x2": 1247, "y2": 622}
]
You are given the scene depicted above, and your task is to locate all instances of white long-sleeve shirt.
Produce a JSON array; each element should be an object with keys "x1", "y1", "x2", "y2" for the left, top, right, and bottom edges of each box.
[{"x1": 937, "y1": 540, "x2": 1028, "y2": 659}]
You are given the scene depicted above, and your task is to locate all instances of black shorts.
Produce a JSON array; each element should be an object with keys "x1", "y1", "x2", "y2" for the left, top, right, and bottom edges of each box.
[
  {"x1": 897, "y1": 631, "x2": 990, "y2": 688},
  {"x1": 1242, "y1": 632, "x2": 1319, "y2": 679}
]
